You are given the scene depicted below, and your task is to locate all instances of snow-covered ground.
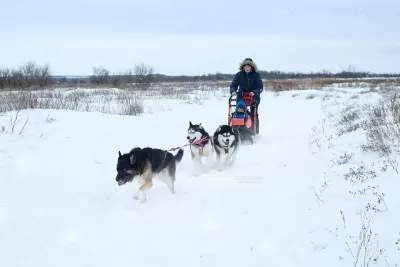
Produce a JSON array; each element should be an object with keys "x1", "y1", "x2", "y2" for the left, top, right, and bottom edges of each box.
[{"x1": 0, "y1": 85, "x2": 399, "y2": 267}]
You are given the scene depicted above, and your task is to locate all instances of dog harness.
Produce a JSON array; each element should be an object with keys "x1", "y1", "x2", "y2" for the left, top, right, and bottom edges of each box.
[
  {"x1": 192, "y1": 141, "x2": 205, "y2": 155},
  {"x1": 166, "y1": 137, "x2": 212, "y2": 156},
  {"x1": 155, "y1": 151, "x2": 167, "y2": 173}
]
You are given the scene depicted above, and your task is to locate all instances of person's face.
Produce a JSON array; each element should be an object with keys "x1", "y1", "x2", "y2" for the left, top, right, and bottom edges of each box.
[{"x1": 244, "y1": 65, "x2": 251, "y2": 72}]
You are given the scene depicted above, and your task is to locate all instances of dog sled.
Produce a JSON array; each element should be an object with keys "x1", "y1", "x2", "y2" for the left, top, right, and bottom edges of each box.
[{"x1": 228, "y1": 92, "x2": 258, "y2": 143}]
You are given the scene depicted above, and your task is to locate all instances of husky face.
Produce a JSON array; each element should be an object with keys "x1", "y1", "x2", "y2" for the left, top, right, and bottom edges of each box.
[
  {"x1": 216, "y1": 125, "x2": 236, "y2": 147},
  {"x1": 116, "y1": 151, "x2": 138, "y2": 186},
  {"x1": 187, "y1": 121, "x2": 204, "y2": 143}
]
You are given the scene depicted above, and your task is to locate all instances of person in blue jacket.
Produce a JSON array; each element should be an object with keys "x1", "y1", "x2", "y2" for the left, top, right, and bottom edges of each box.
[{"x1": 230, "y1": 58, "x2": 263, "y2": 134}]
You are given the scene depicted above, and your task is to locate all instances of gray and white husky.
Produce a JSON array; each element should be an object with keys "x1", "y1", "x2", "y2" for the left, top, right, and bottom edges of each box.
[
  {"x1": 187, "y1": 121, "x2": 214, "y2": 175},
  {"x1": 213, "y1": 125, "x2": 240, "y2": 171}
]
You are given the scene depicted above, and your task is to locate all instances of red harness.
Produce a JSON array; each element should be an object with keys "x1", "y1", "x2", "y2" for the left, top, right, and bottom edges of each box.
[
  {"x1": 157, "y1": 137, "x2": 212, "y2": 171},
  {"x1": 192, "y1": 139, "x2": 208, "y2": 155},
  {"x1": 167, "y1": 137, "x2": 211, "y2": 155}
]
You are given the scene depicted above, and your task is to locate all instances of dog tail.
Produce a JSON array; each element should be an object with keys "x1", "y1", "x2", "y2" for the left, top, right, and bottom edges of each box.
[{"x1": 174, "y1": 148, "x2": 184, "y2": 163}]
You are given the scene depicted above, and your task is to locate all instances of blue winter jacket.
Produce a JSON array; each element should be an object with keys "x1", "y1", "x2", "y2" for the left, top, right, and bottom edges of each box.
[
  {"x1": 230, "y1": 70, "x2": 263, "y2": 105},
  {"x1": 233, "y1": 100, "x2": 249, "y2": 119}
]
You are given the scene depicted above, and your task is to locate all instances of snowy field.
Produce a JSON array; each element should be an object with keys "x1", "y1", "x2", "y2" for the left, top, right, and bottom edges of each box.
[{"x1": 1, "y1": 83, "x2": 400, "y2": 267}]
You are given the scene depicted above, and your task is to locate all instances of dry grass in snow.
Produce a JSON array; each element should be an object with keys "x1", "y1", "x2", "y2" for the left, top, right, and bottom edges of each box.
[
  {"x1": 0, "y1": 82, "x2": 228, "y2": 117},
  {"x1": 307, "y1": 83, "x2": 400, "y2": 266}
]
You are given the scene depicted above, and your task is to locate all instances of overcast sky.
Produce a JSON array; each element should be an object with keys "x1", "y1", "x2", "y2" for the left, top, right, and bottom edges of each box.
[{"x1": 1, "y1": 0, "x2": 399, "y2": 75}]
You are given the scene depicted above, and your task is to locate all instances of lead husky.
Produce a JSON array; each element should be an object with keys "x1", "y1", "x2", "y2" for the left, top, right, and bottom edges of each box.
[
  {"x1": 187, "y1": 121, "x2": 214, "y2": 175},
  {"x1": 116, "y1": 147, "x2": 184, "y2": 204},
  {"x1": 213, "y1": 125, "x2": 240, "y2": 171}
]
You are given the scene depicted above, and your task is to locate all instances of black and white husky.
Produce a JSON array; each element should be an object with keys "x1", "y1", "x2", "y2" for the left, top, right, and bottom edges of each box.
[
  {"x1": 116, "y1": 147, "x2": 184, "y2": 204},
  {"x1": 187, "y1": 121, "x2": 214, "y2": 175},
  {"x1": 213, "y1": 125, "x2": 240, "y2": 171}
]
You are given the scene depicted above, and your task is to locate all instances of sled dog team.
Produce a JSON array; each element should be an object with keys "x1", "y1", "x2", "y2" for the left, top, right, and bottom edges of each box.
[
  {"x1": 115, "y1": 57, "x2": 263, "y2": 203},
  {"x1": 116, "y1": 122, "x2": 241, "y2": 204}
]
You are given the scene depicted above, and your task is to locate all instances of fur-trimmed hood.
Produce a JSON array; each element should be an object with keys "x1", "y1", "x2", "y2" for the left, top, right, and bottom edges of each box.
[{"x1": 239, "y1": 58, "x2": 258, "y2": 71}]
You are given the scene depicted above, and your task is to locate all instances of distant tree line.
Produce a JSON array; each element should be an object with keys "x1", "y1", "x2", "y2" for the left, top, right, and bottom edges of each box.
[
  {"x1": 1, "y1": 61, "x2": 399, "y2": 90},
  {"x1": 0, "y1": 61, "x2": 51, "y2": 90},
  {"x1": 88, "y1": 63, "x2": 155, "y2": 89}
]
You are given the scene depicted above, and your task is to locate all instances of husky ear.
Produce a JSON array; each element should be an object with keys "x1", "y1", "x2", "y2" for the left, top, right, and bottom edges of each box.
[
  {"x1": 129, "y1": 153, "x2": 136, "y2": 165},
  {"x1": 189, "y1": 121, "x2": 192, "y2": 127},
  {"x1": 118, "y1": 151, "x2": 122, "y2": 158}
]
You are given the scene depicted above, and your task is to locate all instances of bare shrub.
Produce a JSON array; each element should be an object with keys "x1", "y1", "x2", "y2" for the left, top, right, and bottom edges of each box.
[
  {"x1": 371, "y1": 192, "x2": 388, "y2": 212},
  {"x1": 305, "y1": 93, "x2": 317, "y2": 100},
  {"x1": 46, "y1": 114, "x2": 56, "y2": 124},
  {"x1": 333, "y1": 152, "x2": 354, "y2": 165},
  {"x1": 312, "y1": 181, "x2": 330, "y2": 205},
  {"x1": 10, "y1": 110, "x2": 21, "y2": 134},
  {"x1": 349, "y1": 185, "x2": 379, "y2": 197},
  {"x1": 344, "y1": 162, "x2": 377, "y2": 184},
  {"x1": 158, "y1": 86, "x2": 192, "y2": 100},
  {"x1": 116, "y1": 91, "x2": 144, "y2": 115},
  {"x1": 185, "y1": 95, "x2": 204, "y2": 105},
  {"x1": 361, "y1": 93, "x2": 400, "y2": 173},
  {"x1": 322, "y1": 94, "x2": 333, "y2": 101},
  {"x1": 90, "y1": 67, "x2": 110, "y2": 85},
  {"x1": 345, "y1": 206, "x2": 387, "y2": 267},
  {"x1": 133, "y1": 63, "x2": 154, "y2": 89},
  {"x1": 6, "y1": 110, "x2": 29, "y2": 135},
  {"x1": 348, "y1": 184, "x2": 388, "y2": 213},
  {"x1": 0, "y1": 91, "x2": 39, "y2": 112},
  {"x1": 335, "y1": 105, "x2": 361, "y2": 136}
]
